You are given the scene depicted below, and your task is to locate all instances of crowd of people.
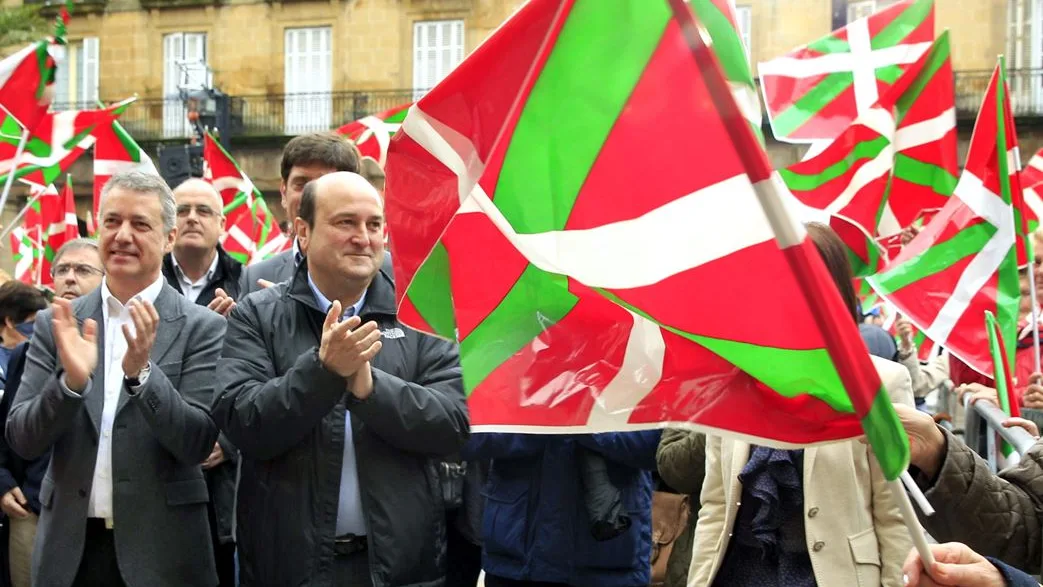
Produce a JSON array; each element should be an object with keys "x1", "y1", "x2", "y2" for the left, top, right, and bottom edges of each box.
[{"x1": 0, "y1": 130, "x2": 1041, "y2": 586}]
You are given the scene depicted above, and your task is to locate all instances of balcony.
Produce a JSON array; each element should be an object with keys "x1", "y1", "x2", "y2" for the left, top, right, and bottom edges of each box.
[
  {"x1": 78, "y1": 90, "x2": 417, "y2": 142},
  {"x1": 75, "y1": 70, "x2": 1043, "y2": 144},
  {"x1": 26, "y1": 0, "x2": 106, "y2": 15}
]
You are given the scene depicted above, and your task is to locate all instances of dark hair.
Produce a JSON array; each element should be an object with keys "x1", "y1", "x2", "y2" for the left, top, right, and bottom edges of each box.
[
  {"x1": 806, "y1": 222, "x2": 860, "y2": 324},
  {"x1": 0, "y1": 281, "x2": 48, "y2": 327},
  {"x1": 280, "y1": 132, "x2": 360, "y2": 181},
  {"x1": 298, "y1": 180, "x2": 319, "y2": 227}
]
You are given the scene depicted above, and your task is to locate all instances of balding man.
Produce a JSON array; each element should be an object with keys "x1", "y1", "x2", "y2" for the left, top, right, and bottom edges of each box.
[
  {"x1": 213, "y1": 172, "x2": 468, "y2": 586},
  {"x1": 161, "y1": 178, "x2": 240, "y2": 586},
  {"x1": 163, "y1": 178, "x2": 242, "y2": 311}
]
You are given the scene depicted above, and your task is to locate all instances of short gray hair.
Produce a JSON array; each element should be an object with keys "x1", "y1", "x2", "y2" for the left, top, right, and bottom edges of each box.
[
  {"x1": 53, "y1": 238, "x2": 100, "y2": 266},
  {"x1": 99, "y1": 170, "x2": 177, "y2": 232}
]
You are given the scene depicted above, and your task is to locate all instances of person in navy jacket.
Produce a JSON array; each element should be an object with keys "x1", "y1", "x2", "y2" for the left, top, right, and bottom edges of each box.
[{"x1": 464, "y1": 431, "x2": 661, "y2": 587}]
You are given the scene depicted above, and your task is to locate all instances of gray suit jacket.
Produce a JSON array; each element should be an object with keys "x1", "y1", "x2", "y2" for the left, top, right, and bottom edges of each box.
[
  {"x1": 237, "y1": 249, "x2": 294, "y2": 299},
  {"x1": 7, "y1": 284, "x2": 224, "y2": 587}
]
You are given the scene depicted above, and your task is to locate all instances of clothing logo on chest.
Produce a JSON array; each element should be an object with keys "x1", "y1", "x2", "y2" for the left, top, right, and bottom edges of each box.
[{"x1": 381, "y1": 327, "x2": 406, "y2": 339}]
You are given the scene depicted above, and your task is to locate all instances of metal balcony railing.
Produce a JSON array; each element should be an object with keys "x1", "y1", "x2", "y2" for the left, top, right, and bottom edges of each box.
[
  {"x1": 54, "y1": 90, "x2": 418, "y2": 142},
  {"x1": 52, "y1": 70, "x2": 1043, "y2": 143}
]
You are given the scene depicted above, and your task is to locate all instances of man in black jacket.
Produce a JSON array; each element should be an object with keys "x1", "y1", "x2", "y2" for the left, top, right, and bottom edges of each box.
[
  {"x1": 161, "y1": 178, "x2": 241, "y2": 586},
  {"x1": 213, "y1": 172, "x2": 468, "y2": 586}
]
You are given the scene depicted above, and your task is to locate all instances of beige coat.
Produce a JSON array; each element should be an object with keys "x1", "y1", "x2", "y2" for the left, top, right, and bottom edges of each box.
[{"x1": 688, "y1": 356, "x2": 914, "y2": 587}]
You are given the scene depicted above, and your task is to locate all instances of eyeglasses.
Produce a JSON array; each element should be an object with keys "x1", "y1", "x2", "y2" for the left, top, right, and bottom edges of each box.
[
  {"x1": 51, "y1": 263, "x2": 104, "y2": 278},
  {"x1": 176, "y1": 204, "x2": 219, "y2": 219}
]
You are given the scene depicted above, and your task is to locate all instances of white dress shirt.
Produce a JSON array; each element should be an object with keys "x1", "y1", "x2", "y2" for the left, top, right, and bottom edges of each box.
[
  {"x1": 87, "y1": 276, "x2": 165, "y2": 519},
  {"x1": 171, "y1": 253, "x2": 219, "y2": 304}
]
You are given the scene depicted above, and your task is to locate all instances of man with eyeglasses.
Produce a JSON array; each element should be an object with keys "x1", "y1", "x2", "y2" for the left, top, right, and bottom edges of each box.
[
  {"x1": 51, "y1": 238, "x2": 105, "y2": 301},
  {"x1": 161, "y1": 179, "x2": 241, "y2": 317},
  {"x1": 160, "y1": 178, "x2": 241, "y2": 587},
  {"x1": 0, "y1": 239, "x2": 103, "y2": 587}
]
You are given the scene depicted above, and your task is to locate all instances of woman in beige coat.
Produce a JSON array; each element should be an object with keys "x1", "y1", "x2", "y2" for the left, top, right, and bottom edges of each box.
[{"x1": 688, "y1": 224, "x2": 914, "y2": 587}]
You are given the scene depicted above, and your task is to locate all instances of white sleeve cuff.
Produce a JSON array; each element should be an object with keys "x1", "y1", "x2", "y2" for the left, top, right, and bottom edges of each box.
[{"x1": 58, "y1": 373, "x2": 91, "y2": 398}]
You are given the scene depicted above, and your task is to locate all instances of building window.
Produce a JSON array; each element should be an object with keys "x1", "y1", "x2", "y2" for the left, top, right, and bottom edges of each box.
[
  {"x1": 284, "y1": 26, "x2": 332, "y2": 135},
  {"x1": 847, "y1": 0, "x2": 899, "y2": 22},
  {"x1": 412, "y1": 20, "x2": 464, "y2": 96},
  {"x1": 53, "y1": 38, "x2": 98, "y2": 111},
  {"x1": 162, "y1": 32, "x2": 208, "y2": 138},
  {"x1": 735, "y1": 5, "x2": 752, "y2": 60}
]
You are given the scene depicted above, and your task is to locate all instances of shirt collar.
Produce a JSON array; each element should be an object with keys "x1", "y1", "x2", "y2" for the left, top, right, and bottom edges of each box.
[
  {"x1": 101, "y1": 274, "x2": 166, "y2": 318},
  {"x1": 171, "y1": 252, "x2": 219, "y2": 286},
  {"x1": 293, "y1": 239, "x2": 303, "y2": 268},
  {"x1": 307, "y1": 272, "x2": 366, "y2": 319}
]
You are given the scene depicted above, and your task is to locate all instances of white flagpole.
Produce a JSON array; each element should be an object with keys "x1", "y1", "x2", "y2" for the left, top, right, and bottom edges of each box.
[
  {"x1": 0, "y1": 191, "x2": 44, "y2": 248},
  {"x1": 0, "y1": 129, "x2": 31, "y2": 225}
]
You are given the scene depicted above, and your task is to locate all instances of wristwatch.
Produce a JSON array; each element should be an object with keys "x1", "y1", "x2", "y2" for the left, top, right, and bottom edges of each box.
[{"x1": 125, "y1": 362, "x2": 151, "y2": 389}]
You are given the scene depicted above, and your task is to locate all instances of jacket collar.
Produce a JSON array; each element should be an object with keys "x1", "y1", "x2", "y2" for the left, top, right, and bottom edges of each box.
[{"x1": 286, "y1": 255, "x2": 397, "y2": 319}]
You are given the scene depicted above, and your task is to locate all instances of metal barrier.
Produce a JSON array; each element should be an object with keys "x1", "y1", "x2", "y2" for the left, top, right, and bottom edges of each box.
[{"x1": 963, "y1": 397, "x2": 1038, "y2": 472}]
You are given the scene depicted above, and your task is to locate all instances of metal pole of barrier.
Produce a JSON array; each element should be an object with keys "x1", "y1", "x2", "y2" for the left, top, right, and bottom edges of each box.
[{"x1": 972, "y1": 400, "x2": 1037, "y2": 456}]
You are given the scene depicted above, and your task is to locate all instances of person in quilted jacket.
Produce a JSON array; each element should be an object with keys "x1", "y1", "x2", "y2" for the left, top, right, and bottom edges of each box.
[
  {"x1": 896, "y1": 403, "x2": 1042, "y2": 587},
  {"x1": 655, "y1": 430, "x2": 705, "y2": 587}
]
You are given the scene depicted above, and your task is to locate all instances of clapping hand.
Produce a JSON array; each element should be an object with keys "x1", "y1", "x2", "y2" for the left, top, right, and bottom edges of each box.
[
  {"x1": 206, "y1": 288, "x2": 236, "y2": 317},
  {"x1": 121, "y1": 300, "x2": 158, "y2": 379},
  {"x1": 52, "y1": 298, "x2": 97, "y2": 393},
  {"x1": 318, "y1": 301, "x2": 382, "y2": 397}
]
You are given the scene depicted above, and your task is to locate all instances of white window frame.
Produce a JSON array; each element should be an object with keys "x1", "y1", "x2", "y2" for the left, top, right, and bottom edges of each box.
[
  {"x1": 283, "y1": 26, "x2": 332, "y2": 135},
  {"x1": 52, "y1": 37, "x2": 99, "y2": 111},
  {"x1": 734, "y1": 5, "x2": 752, "y2": 60},
  {"x1": 847, "y1": 0, "x2": 877, "y2": 22},
  {"x1": 163, "y1": 32, "x2": 208, "y2": 138},
  {"x1": 412, "y1": 19, "x2": 465, "y2": 97}
]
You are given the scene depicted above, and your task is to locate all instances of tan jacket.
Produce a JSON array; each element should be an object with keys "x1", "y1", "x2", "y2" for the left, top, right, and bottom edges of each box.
[{"x1": 688, "y1": 356, "x2": 914, "y2": 587}]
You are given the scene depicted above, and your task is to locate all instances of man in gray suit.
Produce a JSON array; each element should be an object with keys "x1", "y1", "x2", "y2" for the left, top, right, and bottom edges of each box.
[
  {"x1": 238, "y1": 132, "x2": 359, "y2": 296},
  {"x1": 7, "y1": 170, "x2": 224, "y2": 587}
]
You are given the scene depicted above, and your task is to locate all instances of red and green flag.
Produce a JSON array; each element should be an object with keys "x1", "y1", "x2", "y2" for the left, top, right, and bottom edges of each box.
[
  {"x1": 0, "y1": 98, "x2": 135, "y2": 188},
  {"x1": 0, "y1": 3, "x2": 70, "y2": 131},
  {"x1": 779, "y1": 32, "x2": 956, "y2": 275},
  {"x1": 986, "y1": 310, "x2": 1021, "y2": 467},
  {"x1": 93, "y1": 119, "x2": 159, "y2": 218},
  {"x1": 759, "y1": 0, "x2": 934, "y2": 143},
  {"x1": 1020, "y1": 147, "x2": 1043, "y2": 232},
  {"x1": 203, "y1": 132, "x2": 287, "y2": 264},
  {"x1": 10, "y1": 224, "x2": 45, "y2": 287},
  {"x1": 11, "y1": 177, "x2": 77, "y2": 288},
  {"x1": 868, "y1": 62, "x2": 1021, "y2": 378},
  {"x1": 385, "y1": 0, "x2": 909, "y2": 478},
  {"x1": 337, "y1": 103, "x2": 410, "y2": 166}
]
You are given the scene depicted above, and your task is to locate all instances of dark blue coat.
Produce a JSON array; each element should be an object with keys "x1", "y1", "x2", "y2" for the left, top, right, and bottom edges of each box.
[{"x1": 464, "y1": 431, "x2": 661, "y2": 586}]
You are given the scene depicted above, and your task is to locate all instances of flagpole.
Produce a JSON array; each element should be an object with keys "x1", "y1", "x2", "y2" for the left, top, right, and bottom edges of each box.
[
  {"x1": 1028, "y1": 260, "x2": 1041, "y2": 373},
  {"x1": 665, "y1": 0, "x2": 936, "y2": 569},
  {"x1": 0, "y1": 191, "x2": 43, "y2": 248},
  {"x1": 0, "y1": 129, "x2": 30, "y2": 226}
]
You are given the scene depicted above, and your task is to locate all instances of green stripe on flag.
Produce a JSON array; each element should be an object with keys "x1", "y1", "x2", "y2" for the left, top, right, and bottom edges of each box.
[
  {"x1": 806, "y1": 35, "x2": 848, "y2": 55},
  {"x1": 779, "y1": 136, "x2": 890, "y2": 191},
  {"x1": 870, "y1": 224, "x2": 996, "y2": 295},
  {"x1": 406, "y1": 242, "x2": 458, "y2": 340},
  {"x1": 894, "y1": 155, "x2": 958, "y2": 196},
  {"x1": 494, "y1": 0, "x2": 671, "y2": 234},
  {"x1": 870, "y1": 0, "x2": 933, "y2": 50},
  {"x1": 770, "y1": 72, "x2": 854, "y2": 139},
  {"x1": 691, "y1": 0, "x2": 754, "y2": 86},
  {"x1": 861, "y1": 386, "x2": 911, "y2": 480},
  {"x1": 596, "y1": 289, "x2": 852, "y2": 412},
  {"x1": 459, "y1": 265, "x2": 577, "y2": 393},
  {"x1": 876, "y1": 64, "x2": 904, "y2": 84},
  {"x1": 896, "y1": 32, "x2": 951, "y2": 122}
]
